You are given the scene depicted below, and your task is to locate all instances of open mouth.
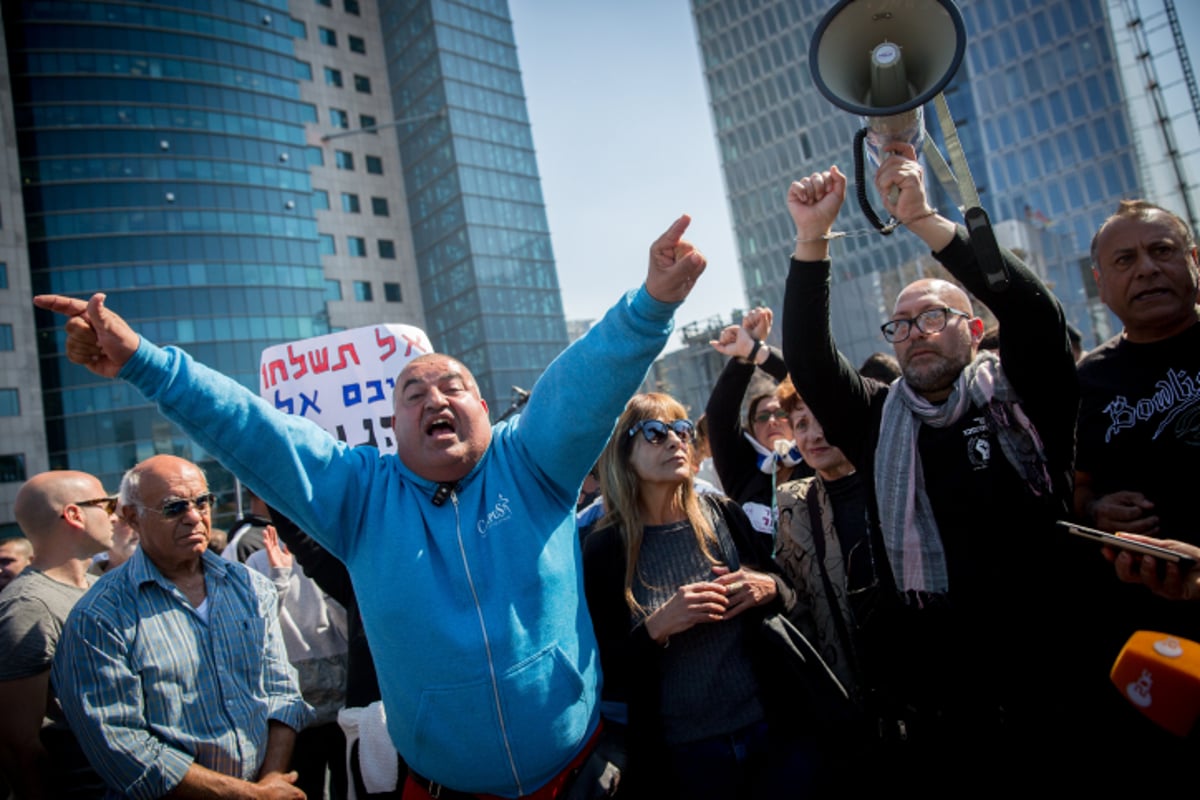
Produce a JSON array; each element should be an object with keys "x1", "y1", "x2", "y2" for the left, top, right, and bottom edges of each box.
[
  {"x1": 425, "y1": 416, "x2": 457, "y2": 437},
  {"x1": 1133, "y1": 287, "x2": 1170, "y2": 302}
]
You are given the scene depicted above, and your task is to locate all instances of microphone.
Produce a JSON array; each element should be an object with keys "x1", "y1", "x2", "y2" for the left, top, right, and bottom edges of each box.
[
  {"x1": 431, "y1": 482, "x2": 457, "y2": 507},
  {"x1": 1110, "y1": 631, "x2": 1200, "y2": 736}
]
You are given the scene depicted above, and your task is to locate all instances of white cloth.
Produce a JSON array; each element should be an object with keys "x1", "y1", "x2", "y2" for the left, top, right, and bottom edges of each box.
[{"x1": 338, "y1": 702, "x2": 398, "y2": 798}]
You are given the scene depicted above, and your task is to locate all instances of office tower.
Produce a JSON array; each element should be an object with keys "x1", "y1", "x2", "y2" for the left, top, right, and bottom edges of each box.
[
  {"x1": 691, "y1": 0, "x2": 1167, "y2": 363},
  {"x1": 0, "y1": 26, "x2": 43, "y2": 531},
  {"x1": 379, "y1": 0, "x2": 569, "y2": 408},
  {"x1": 293, "y1": 0, "x2": 424, "y2": 336},
  {"x1": 1, "y1": 2, "x2": 335, "y2": 516},
  {"x1": 0, "y1": 0, "x2": 566, "y2": 528}
]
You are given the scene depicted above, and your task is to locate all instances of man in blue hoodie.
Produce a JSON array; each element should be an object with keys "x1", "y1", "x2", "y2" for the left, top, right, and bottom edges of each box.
[{"x1": 35, "y1": 215, "x2": 707, "y2": 799}]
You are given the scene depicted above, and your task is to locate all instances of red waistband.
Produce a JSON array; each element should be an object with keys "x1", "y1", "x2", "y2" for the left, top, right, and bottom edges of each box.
[{"x1": 405, "y1": 723, "x2": 603, "y2": 800}]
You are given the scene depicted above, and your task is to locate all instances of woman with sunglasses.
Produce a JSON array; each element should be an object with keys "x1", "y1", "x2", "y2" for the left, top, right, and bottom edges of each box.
[
  {"x1": 706, "y1": 307, "x2": 811, "y2": 537},
  {"x1": 582, "y1": 393, "x2": 817, "y2": 799}
]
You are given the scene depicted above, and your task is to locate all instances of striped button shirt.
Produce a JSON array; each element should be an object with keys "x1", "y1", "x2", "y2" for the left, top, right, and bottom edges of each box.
[{"x1": 52, "y1": 548, "x2": 313, "y2": 799}]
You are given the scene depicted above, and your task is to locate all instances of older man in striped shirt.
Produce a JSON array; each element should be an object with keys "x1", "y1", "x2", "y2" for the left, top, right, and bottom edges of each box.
[{"x1": 53, "y1": 455, "x2": 313, "y2": 799}]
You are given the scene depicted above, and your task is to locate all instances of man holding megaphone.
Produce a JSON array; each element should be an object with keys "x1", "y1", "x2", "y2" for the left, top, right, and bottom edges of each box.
[{"x1": 780, "y1": 146, "x2": 1080, "y2": 788}]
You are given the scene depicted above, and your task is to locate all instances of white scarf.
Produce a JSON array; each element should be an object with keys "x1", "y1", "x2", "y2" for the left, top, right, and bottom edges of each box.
[{"x1": 744, "y1": 431, "x2": 804, "y2": 474}]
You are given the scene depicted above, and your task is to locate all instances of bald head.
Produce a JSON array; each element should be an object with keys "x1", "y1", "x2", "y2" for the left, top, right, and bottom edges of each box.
[
  {"x1": 889, "y1": 277, "x2": 984, "y2": 402},
  {"x1": 120, "y1": 454, "x2": 207, "y2": 510},
  {"x1": 14, "y1": 470, "x2": 109, "y2": 543},
  {"x1": 120, "y1": 455, "x2": 211, "y2": 572},
  {"x1": 393, "y1": 353, "x2": 493, "y2": 483},
  {"x1": 894, "y1": 278, "x2": 974, "y2": 317},
  {"x1": 0, "y1": 538, "x2": 33, "y2": 591},
  {"x1": 398, "y1": 353, "x2": 480, "y2": 396}
]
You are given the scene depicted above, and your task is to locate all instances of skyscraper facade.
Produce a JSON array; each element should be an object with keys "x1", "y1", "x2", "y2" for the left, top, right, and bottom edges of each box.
[
  {"x1": 691, "y1": 0, "x2": 1151, "y2": 364},
  {"x1": 0, "y1": 0, "x2": 566, "y2": 528},
  {"x1": 379, "y1": 0, "x2": 569, "y2": 408},
  {"x1": 0, "y1": 24, "x2": 43, "y2": 533},
  {"x1": 3, "y1": 1, "x2": 332, "y2": 506},
  {"x1": 292, "y1": 0, "x2": 425, "y2": 337}
]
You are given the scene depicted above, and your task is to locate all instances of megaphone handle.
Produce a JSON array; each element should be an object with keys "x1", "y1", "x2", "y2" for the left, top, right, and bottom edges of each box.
[
  {"x1": 853, "y1": 127, "x2": 895, "y2": 236},
  {"x1": 964, "y1": 207, "x2": 1010, "y2": 293}
]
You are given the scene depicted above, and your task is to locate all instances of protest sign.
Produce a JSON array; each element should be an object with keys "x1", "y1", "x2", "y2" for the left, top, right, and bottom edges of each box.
[{"x1": 259, "y1": 324, "x2": 432, "y2": 454}]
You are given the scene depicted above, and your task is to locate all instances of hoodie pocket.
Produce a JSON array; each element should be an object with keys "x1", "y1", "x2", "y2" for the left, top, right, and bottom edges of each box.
[{"x1": 411, "y1": 643, "x2": 592, "y2": 792}]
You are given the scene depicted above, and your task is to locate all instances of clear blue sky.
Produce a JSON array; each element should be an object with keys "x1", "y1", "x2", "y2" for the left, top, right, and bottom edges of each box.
[
  {"x1": 510, "y1": 0, "x2": 1200, "y2": 344},
  {"x1": 509, "y1": 0, "x2": 743, "y2": 338}
]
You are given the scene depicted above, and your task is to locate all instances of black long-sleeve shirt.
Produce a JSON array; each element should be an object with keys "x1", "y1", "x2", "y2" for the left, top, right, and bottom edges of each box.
[
  {"x1": 781, "y1": 227, "x2": 1080, "y2": 725},
  {"x1": 705, "y1": 347, "x2": 803, "y2": 509}
]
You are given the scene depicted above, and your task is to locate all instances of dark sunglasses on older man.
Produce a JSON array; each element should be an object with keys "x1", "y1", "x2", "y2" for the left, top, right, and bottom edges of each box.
[
  {"x1": 146, "y1": 492, "x2": 217, "y2": 519},
  {"x1": 628, "y1": 419, "x2": 695, "y2": 446}
]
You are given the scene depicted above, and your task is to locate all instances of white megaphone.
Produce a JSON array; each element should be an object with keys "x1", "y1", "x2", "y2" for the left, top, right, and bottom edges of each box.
[
  {"x1": 810, "y1": 0, "x2": 1009, "y2": 291},
  {"x1": 810, "y1": 0, "x2": 965, "y2": 159}
]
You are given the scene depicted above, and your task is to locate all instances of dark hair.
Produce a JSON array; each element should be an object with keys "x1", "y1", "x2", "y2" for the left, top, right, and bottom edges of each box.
[
  {"x1": 858, "y1": 352, "x2": 901, "y2": 383},
  {"x1": 746, "y1": 379, "x2": 796, "y2": 429},
  {"x1": 1090, "y1": 199, "x2": 1195, "y2": 271},
  {"x1": 746, "y1": 392, "x2": 773, "y2": 429}
]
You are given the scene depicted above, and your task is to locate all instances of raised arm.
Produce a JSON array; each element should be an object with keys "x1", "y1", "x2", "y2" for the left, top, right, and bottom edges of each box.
[
  {"x1": 515, "y1": 216, "x2": 706, "y2": 491},
  {"x1": 878, "y1": 146, "x2": 1077, "y2": 492},
  {"x1": 876, "y1": 145, "x2": 1075, "y2": 403},
  {"x1": 33, "y1": 294, "x2": 371, "y2": 558},
  {"x1": 33, "y1": 293, "x2": 139, "y2": 377},
  {"x1": 706, "y1": 310, "x2": 788, "y2": 501},
  {"x1": 782, "y1": 167, "x2": 879, "y2": 461}
]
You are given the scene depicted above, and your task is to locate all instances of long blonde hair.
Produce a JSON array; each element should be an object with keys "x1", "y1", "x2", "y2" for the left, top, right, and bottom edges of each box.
[{"x1": 598, "y1": 393, "x2": 720, "y2": 615}]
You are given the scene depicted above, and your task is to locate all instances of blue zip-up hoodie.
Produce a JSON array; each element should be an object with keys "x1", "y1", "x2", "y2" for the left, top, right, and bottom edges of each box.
[{"x1": 119, "y1": 286, "x2": 677, "y2": 796}]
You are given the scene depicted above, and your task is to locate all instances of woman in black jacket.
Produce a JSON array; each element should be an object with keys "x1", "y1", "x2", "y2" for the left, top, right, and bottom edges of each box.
[{"x1": 582, "y1": 393, "x2": 816, "y2": 799}]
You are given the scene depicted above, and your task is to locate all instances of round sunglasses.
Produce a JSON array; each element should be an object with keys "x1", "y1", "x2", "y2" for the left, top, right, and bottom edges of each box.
[{"x1": 627, "y1": 418, "x2": 695, "y2": 446}]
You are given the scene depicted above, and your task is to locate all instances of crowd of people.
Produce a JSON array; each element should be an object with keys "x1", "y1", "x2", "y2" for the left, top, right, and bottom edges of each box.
[{"x1": 0, "y1": 148, "x2": 1197, "y2": 799}]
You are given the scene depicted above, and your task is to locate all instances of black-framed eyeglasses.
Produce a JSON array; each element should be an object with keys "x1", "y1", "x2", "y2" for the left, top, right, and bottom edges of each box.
[
  {"x1": 628, "y1": 419, "x2": 695, "y2": 446},
  {"x1": 753, "y1": 408, "x2": 789, "y2": 424},
  {"x1": 71, "y1": 496, "x2": 118, "y2": 515},
  {"x1": 144, "y1": 492, "x2": 217, "y2": 519},
  {"x1": 880, "y1": 307, "x2": 971, "y2": 343}
]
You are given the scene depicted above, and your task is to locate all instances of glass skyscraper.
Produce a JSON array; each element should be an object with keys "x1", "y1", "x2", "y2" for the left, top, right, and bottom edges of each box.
[
  {"x1": 0, "y1": 0, "x2": 567, "y2": 528},
  {"x1": 379, "y1": 0, "x2": 568, "y2": 409},
  {"x1": 5, "y1": 1, "x2": 329, "y2": 500},
  {"x1": 691, "y1": 0, "x2": 1146, "y2": 363}
]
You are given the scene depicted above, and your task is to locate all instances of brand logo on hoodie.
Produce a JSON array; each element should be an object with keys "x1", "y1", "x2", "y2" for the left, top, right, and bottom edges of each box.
[{"x1": 477, "y1": 493, "x2": 512, "y2": 537}]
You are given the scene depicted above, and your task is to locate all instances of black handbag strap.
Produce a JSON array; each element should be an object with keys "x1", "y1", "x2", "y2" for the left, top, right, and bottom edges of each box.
[{"x1": 806, "y1": 485, "x2": 860, "y2": 676}]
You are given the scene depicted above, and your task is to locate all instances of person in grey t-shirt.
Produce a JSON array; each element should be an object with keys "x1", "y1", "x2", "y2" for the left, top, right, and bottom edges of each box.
[{"x1": 0, "y1": 470, "x2": 115, "y2": 799}]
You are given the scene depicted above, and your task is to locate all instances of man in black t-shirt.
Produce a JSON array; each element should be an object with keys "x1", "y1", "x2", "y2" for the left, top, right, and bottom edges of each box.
[
  {"x1": 1072, "y1": 201, "x2": 1200, "y2": 782},
  {"x1": 1076, "y1": 199, "x2": 1200, "y2": 544}
]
